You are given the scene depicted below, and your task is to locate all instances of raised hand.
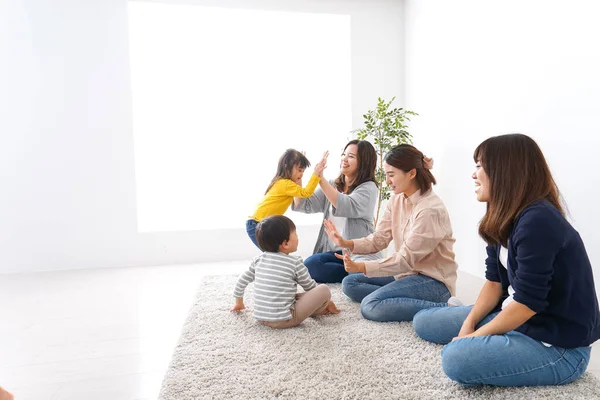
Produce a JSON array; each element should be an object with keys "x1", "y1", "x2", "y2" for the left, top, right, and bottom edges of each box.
[
  {"x1": 323, "y1": 220, "x2": 344, "y2": 247},
  {"x1": 314, "y1": 153, "x2": 328, "y2": 177},
  {"x1": 334, "y1": 249, "x2": 366, "y2": 274}
]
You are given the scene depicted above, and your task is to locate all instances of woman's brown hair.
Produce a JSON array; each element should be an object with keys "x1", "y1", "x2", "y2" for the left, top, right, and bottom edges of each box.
[
  {"x1": 384, "y1": 144, "x2": 436, "y2": 193},
  {"x1": 474, "y1": 133, "x2": 563, "y2": 246},
  {"x1": 334, "y1": 140, "x2": 377, "y2": 193}
]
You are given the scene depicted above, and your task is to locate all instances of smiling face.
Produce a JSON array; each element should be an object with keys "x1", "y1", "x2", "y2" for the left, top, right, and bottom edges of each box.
[
  {"x1": 340, "y1": 144, "x2": 358, "y2": 177},
  {"x1": 291, "y1": 164, "x2": 305, "y2": 183},
  {"x1": 472, "y1": 160, "x2": 491, "y2": 202},
  {"x1": 384, "y1": 161, "x2": 417, "y2": 195}
]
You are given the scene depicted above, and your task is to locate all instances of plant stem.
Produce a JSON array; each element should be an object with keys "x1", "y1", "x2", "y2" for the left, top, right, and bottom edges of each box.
[{"x1": 374, "y1": 127, "x2": 383, "y2": 228}]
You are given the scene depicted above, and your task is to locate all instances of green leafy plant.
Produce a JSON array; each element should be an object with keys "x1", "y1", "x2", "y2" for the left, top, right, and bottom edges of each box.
[{"x1": 353, "y1": 97, "x2": 418, "y2": 227}]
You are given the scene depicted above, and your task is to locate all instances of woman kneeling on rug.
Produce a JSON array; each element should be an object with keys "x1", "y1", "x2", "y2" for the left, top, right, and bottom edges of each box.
[
  {"x1": 327, "y1": 144, "x2": 459, "y2": 322},
  {"x1": 292, "y1": 139, "x2": 382, "y2": 283},
  {"x1": 413, "y1": 134, "x2": 600, "y2": 386}
]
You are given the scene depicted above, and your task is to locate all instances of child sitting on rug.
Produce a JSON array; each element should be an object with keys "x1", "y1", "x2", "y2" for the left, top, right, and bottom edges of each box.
[{"x1": 232, "y1": 215, "x2": 340, "y2": 328}]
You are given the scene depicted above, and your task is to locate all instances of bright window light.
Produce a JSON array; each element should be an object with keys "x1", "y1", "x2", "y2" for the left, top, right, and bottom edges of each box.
[{"x1": 128, "y1": 2, "x2": 351, "y2": 231}]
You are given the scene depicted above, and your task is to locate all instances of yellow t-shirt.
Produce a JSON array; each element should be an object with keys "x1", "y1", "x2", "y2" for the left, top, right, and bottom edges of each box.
[{"x1": 250, "y1": 174, "x2": 320, "y2": 221}]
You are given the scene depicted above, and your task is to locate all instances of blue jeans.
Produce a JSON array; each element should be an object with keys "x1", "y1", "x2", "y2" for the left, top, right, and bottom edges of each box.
[
  {"x1": 304, "y1": 251, "x2": 348, "y2": 283},
  {"x1": 413, "y1": 306, "x2": 591, "y2": 386},
  {"x1": 246, "y1": 219, "x2": 261, "y2": 250},
  {"x1": 342, "y1": 273, "x2": 451, "y2": 322}
]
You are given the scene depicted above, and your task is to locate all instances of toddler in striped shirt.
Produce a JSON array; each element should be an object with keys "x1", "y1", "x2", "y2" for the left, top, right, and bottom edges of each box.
[{"x1": 232, "y1": 215, "x2": 340, "y2": 328}]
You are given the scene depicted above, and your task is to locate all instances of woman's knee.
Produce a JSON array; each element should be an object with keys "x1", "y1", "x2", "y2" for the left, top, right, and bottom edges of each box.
[
  {"x1": 441, "y1": 341, "x2": 476, "y2": 385},
  {"x1": 359, "y1": 295, "x2": 389, "y2": 322},
  {"x1": 359, "y1": 298, "x2": 379, "y2": 321},
  {"x1": 413, "y1": 308, "x2": 437, "y2": 340},
  {"x1": 341, "y1": 274, "x2": 359, "y2": 294},
  {"x1": 304, "y1": 255, "x2": 325, "y2": 281}
]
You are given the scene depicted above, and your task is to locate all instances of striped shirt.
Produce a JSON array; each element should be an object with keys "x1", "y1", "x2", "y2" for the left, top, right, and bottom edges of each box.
[{"x1": 233, "y1": 252, "x2": 317, "y2": 322}]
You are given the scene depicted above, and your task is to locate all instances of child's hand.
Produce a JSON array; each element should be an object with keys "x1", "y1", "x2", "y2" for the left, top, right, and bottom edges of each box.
[
  {"x1": 231, "y1": 298, "x2": 246, "y2": 312},
  {"x1": 314, "y1": 151, "x2": 329, "y2": 177}
]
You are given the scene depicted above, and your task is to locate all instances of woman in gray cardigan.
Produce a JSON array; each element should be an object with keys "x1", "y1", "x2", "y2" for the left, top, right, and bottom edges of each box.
[{"x1": 292, "y1": 140, "x2": 381, "y2": 282}]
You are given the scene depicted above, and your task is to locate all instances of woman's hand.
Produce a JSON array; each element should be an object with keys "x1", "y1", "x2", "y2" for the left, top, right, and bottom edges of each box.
[
  {"x1": 324, "y1": 219, "x2": 345, "y2": 248},
  {"x1": 451, "y1": 332, "x2": 477, "y2": 342},
  {"x1": 314, "y1": 151, "x2": 329, "y2": 177},
  {"x1": 335, "y1": 249, "x2": 366, "y2": 274},
  {"x1": 452, "y1": 319, "x2": 476, "y2": 341}
]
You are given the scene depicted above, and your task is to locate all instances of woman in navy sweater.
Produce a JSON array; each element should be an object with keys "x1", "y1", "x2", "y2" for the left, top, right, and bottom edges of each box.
[{"x1": 413, "y1": 133, "x2": 600, "y2": 386}]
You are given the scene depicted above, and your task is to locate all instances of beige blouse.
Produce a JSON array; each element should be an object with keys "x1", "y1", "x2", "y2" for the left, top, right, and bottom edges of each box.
[{"x1": 353, "y1": 189, "x2": 458, "y2": 295}]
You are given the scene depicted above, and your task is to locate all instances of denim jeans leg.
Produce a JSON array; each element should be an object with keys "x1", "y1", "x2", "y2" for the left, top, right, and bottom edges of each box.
[
  {"x1": 442, "y1": 332, "x2": 592, "y2": 386},
  {"x1": 359, "y1": 274, "x2": 451, "y2": 322},
  {"x1": 304, "y1": 251, "x2": 348, "y2": 283},
  {"x1": 341, "y1": 274, "x2": 395, "y2": 303},
  {"x1": 413, "y1": 306, "x2": 501, "y2": 344},
  {"x1": 245, "y1": 219, "x2": 261, "y2": 250}
]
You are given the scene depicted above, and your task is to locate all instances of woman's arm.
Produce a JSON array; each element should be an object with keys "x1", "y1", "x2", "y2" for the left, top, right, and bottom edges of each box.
[
  {"x1": 456, "y1": 280, "x2": 503, "y2": 337},
  {"x1": 463, "y1": 301, "x2": 535, "y2": 338},
  {"x1": 318, "y1": 177, "x2": 339, "y2": 208},
  {"x1": 460, "y1": 208, "x2": 562, "y2": 338},
  {"x1": 359, "y1": 207, "x2": 445, "y2": 277},
  {"x1": 350, "y1": 197, "x2": 394, "y2": 255},
  {"x1": 329, "y1": 181, "x2": 378, "y2": 218}
]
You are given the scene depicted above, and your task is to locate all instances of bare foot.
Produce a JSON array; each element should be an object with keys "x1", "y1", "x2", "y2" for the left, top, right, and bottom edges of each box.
[{"x1": 318, "y1": 300, "x2": 341, "y2": 315}]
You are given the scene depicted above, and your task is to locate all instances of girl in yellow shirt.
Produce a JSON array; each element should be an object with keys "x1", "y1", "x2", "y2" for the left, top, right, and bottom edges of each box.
[{"x1": 247, "y1": 149, "x2": 327, "y2": 249}]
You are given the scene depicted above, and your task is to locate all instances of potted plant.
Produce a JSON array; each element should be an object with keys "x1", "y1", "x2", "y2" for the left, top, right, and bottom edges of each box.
[{"x1": 353, "y1": 97, "x2": 418, "y2": 227}]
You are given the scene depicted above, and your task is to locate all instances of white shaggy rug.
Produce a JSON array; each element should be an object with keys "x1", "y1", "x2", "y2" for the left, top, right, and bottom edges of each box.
[{"x1": 159, "y1": 275, "x2": 600, "y2": 399}]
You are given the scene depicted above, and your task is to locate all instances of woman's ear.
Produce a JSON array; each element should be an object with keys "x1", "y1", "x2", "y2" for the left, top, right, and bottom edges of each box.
[{"x1": 409, "y1": 168, "x2": 417, "y2": 180}]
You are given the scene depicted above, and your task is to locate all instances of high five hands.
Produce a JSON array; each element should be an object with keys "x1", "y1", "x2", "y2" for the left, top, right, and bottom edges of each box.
[{"x1": 314, "y1": 151, "x2": 329, "y2": 177}]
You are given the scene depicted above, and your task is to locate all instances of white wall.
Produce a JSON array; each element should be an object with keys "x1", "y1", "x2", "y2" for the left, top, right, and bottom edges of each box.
[
  {"x1": 0, "y1": 0, "x2": 405, "y2": 273},
  {"x1": 404, "y1": 0, "x2": 600, "y2": 289}
]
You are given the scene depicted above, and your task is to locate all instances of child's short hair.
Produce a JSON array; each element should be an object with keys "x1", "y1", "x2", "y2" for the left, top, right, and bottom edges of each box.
[{"x1": 256, "y1": 215, "x2": 296, "y2": 252}]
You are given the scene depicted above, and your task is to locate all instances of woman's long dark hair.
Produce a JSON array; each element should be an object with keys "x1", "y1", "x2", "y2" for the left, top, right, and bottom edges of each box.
[
  {"x1": 474, "y1": 133, "x2": 563, "y2": 246},
  {"x1": 265, "y1": 149, "x2": 310, "y2": 194},
  {"x1": 334, "y1": 140, "x2": 377, "y2": 194}
]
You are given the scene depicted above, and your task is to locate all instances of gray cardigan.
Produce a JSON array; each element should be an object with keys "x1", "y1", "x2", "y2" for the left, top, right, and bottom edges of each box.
[{"x1": 292, "y1": 180, "x2": 381, "y2": 257}]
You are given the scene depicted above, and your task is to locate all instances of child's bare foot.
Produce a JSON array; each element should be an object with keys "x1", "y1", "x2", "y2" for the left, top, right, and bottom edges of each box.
[{"x1": 319, "y1": 300, "x2": 341, "y2": 315}]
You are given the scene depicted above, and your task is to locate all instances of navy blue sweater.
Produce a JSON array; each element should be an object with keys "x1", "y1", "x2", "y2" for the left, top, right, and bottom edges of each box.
[{"x1": 485, "y1": 200, "x2": 600, "y2": 348}]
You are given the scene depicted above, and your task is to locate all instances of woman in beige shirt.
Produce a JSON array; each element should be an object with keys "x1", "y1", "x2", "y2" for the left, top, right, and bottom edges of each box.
[{"x1": 325, "y1": 144, "x2": 459, "y2": 322}]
